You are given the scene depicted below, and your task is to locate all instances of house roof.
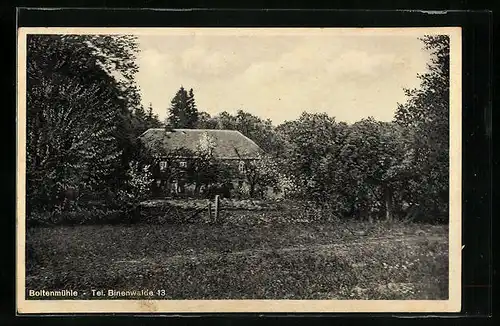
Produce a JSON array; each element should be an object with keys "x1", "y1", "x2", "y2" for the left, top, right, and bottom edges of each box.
[{"x1": 139, "y1": 128, "x2": 263, "y2": 160}]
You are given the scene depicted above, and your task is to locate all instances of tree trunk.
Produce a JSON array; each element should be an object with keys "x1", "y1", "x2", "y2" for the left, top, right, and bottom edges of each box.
[{"x1": 384, "y1": 186, "x2": 393, "y2": 222}]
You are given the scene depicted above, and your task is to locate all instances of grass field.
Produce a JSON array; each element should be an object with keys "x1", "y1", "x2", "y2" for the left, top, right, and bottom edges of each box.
[{"x1": 25, "y1": 219, "x2": 448, "y2": 300}]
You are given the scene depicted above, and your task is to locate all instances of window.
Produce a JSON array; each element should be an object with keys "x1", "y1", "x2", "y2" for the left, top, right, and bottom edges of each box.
[
  {"x1": 179, "y1": 161, "x2": 187, "y2": 168},
  {"x1": 159, "y1": 161, "x2": 168, "y2": 171},
  {"x1": 238, "y1": 161, "x2": 245, "y2": 173}
]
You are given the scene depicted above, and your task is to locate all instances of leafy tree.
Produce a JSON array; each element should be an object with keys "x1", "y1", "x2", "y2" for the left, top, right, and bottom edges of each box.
[
  {"x1": 239, "y1": 154, "x2": 279, "y2": 198},
  {"x1": 275, "y1": 112, "x2": 349, "y2": 202},
  {"x1": 333, "y1": 118, "x2": 406, "y2": 221},
  {"x1": 167, "y1": 86, "x2": 199, "y2": 128},
  {"x1": 275, "y1": 114, "x2": 408, "y2": 221},
  {"x1": 119, "y1": 161, "x2": 154, "y2": 203},
  {"x1": 196, "y1": 109, "x2": 283, "y2": 154},
  {"x1": 196, "y1": 111, "x2": 218, "y2": 129},
  {"x1": 26, "y1": 34, "x2": 141, "y2": 214},
  {"x1": 394, "y1": 35, "x2": 450, "y2": 220},
  {"x1": 131, "y1": 106, "x2": 148, "y2": 134},
  {"x1": 214, "y1": 111, "x2": 237, "y2": 129},
  {"x1": 233, "y1": 110, "x2": 283, "y2": 154},
  {"x1": 188, "y1": 132, "x2": 221, "y2": 194}
]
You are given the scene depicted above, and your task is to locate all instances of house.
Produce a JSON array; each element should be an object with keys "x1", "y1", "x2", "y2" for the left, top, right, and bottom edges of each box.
[{"x1": 139, "y1": 128, "x2": 263, "y2": 197}]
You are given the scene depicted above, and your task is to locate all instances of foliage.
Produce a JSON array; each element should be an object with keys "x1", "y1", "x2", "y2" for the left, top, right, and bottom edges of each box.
[
  {"x1": 196, "y1": 111, "x2": 218, "y2": 129},
  {"x1": 25, "y1": 34, "x2": 450, "y2": 224},
  {"x1": 275, "y1": 112, "x2": 349, "y2": 201},
  {"x1": 167, "y1": 86, "x2": 199, "y2": 128},
  {"x1": 269, "y1": 35, "x2": 450, "y2": 222},
  {"x1": 196, "y1": 110, "x2": 283, "y2": 154},
  {"x1": 131, "y1": 102, "x2": 163, "y2": 136},
  {"x1": 274, "y1": 173, "x2": 302, "y2": 199},
  {"x1": 26, "y1": 34, "x2": 142, "y2": 215},
  {"x1": 123, "y1": 161, "x2": 154, "y2": 201},
  {"x1": 239, "y1": 154, "x2": 280, "y2": 198},
  {"x1": 394, "y1": 35, "x2": 450, "y2": 220},
  {"x1": 187, "y1": 132, "x2": 227, "y2": 194},
  {"x1": 332, "y1": 118, "x2": 406, "y2": 220},
  {"x1": 274, "y1": 114, "x2": 422, "y2": 221}
]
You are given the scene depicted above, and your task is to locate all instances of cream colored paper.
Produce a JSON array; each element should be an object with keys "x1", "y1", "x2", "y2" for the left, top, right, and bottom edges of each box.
[{"x1": 16, "y1": 27, "x2": 462, "y2": 314}]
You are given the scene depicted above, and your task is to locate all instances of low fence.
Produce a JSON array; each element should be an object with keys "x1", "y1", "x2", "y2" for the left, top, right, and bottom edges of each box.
[
  {"x1": 139, "y1": 195, "x2": 221, "y2": 224},
  {"x1": 138, "y1": 196, "x2": 282, "y2": 224}
]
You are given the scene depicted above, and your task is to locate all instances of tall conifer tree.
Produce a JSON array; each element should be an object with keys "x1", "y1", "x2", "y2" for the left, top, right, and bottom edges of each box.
[{"x1": 167, "y1": 86, "x2": 198, "y2": 128}]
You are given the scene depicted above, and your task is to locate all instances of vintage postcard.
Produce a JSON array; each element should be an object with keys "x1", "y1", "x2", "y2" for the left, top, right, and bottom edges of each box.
[{"x1": 17, "y1": 27, "x2": 462, "y2": 314}]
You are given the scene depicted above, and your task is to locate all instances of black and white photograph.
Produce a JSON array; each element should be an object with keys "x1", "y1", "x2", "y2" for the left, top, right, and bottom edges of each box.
[{"x1": 17, "y1": 27, "x2": 461, "y2": 313}]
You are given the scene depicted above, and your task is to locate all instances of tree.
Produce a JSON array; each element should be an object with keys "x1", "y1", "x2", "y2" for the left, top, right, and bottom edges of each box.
[
  {"x1": 394, "y1": 35, "x2": 450, "y2": 220},
  {"x1": 146, "y1": 102, "x2": 163, "y2": 128},
  {"x1": 233, "y1": 110, "x2": 283, "y2": 154},
  {"x1": 215, "y1": 111, "x2": 237, "y2": 129},
  {"x1": 131, "y1": 106, "x2": 148, "y2": 134},
  {"x1": 196, "y1": 109, "x2": 283, "y2": 154},
  {"x1": 239, "y1": 154, "x2": 279, "y2": 198},
  {"x1": 26, "y1": 34, "x2": 141, "y2": 214},
  {"x1": 275, "y1": 112, "x2": 349, "y2": 203},
  {"x1": 275, "y1": 113, "x2": 408, "y2": 221},
  {"x1": 130, "y1": 102, "x2": 163, "y2": 136},
  {"x1": 119, "y1": 160, "x2": 154, "y2": 213},
  {"x1": 186, "y1": 88, "x2": 198, "y2": 127},
  {"x1": 333, "y1": 118, "x2": 406, "y2": 221},
  {"x1": 188, "y1": 132, "x2": 222, "y2": 195},
  {"x1": 167, "y1": 86, "x2": 199, "y2": 128},
  {"x1": 196, "y1": 111, "x2": 219, "y2": 129}
]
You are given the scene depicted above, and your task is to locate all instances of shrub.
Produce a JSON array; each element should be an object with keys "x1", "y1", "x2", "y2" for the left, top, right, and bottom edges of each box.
[{"x1": 27, "y1": 161, "x2": 154, "y2": 226}]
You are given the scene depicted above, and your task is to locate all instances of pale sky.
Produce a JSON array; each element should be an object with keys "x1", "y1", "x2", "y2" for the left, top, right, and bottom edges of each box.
[{"x1": 134, "y1": 29, "x2": 431, "y2": 125}]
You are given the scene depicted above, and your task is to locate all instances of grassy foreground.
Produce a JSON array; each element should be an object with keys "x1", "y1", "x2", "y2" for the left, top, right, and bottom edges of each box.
[{"x1": 25, "y1": 220, "x2": 448, "y2": 300}]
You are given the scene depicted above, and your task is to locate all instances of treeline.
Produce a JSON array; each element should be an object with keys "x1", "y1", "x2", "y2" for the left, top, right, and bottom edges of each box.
[
  {"x1": 26, "y1": 34, "x2": 449, "y2": 224},
  {"x1": 283, "y1": 36, "x2": 449, "y2": 222},
  {"x1": 163, "y1": 36, "x2": 450, "y2": 223}
]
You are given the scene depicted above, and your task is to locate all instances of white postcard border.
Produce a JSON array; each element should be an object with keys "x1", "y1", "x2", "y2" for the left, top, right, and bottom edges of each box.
[{"x1": 16, "y1": 27, "x2": 462, "y2": 314}]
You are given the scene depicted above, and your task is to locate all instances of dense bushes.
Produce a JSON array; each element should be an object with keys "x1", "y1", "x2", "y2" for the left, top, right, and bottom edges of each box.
[{"x1": 27, "y1": 160, "x2": 154, "y2": 226}]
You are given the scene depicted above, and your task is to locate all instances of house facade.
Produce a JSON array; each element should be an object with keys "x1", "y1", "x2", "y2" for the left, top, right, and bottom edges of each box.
[{"x1": 139, "y1": 128, "x2": 263, "y2": 198}]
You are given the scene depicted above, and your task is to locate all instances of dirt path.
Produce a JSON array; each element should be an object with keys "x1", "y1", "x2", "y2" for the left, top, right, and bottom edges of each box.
[{"x1": 114, "y1": 234, "x2": 447, "y2": 266}]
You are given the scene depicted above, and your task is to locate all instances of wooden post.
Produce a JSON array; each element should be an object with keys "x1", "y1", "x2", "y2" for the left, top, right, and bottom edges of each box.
[
  {"x1": 214, "y1": 195, "x2": 220, "y2": 222},
  {"x1": 208, "y1": 202, "x2": 212, "y2": 221}
]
